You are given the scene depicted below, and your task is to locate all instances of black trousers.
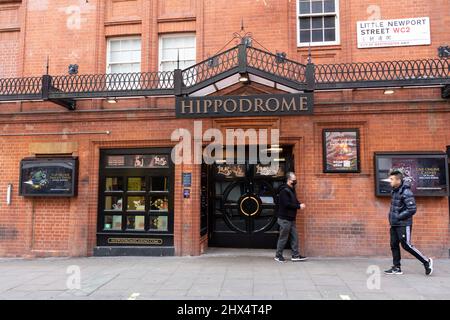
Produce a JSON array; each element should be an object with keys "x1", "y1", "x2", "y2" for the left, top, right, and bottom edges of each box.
[{"x1": 390, "y1": 225, "x2": 428, "y2": 267}]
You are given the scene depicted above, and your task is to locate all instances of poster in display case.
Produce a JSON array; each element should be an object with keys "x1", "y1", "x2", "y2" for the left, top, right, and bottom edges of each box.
[
  {"x1": 323, "y1": 129, "x2": 361, "y2": 173},
  {"x1": 19, "y1": 157, "x2": 78, "y2": 197},
  {"x1": 374, "y1": 152, "x2": 449, "y2": 197}
]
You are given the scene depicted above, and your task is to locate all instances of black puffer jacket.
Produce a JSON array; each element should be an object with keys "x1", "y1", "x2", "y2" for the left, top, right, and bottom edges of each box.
[
  {"x1": 389, "y1": 179, "x2": 416, "y2": 227},
  {"x1": 277, "y1": 184, "x2": 301, "y2": 221}
]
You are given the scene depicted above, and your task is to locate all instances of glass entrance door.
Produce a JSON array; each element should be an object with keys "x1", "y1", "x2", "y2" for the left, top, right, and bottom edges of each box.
[{"x1": 208, "y1": 146, "x2": 294, "y2": 248}]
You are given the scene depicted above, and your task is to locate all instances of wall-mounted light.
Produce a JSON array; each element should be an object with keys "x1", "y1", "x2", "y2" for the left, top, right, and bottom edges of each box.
[
  {"x1": 106, "y1": 97, "x2": 118, "y2": 104},
  {"x1": 438, "y1": 46, "x2": 450, "y2": 58},
  {"x1": 275, "y1": 52, "x2": 287, "y2": 64},
  {"x1": 262, "y1": 146, "x2": 283, "y2": 152},
  {"x1": 239, "y1": 73, "x2": 249, "y2": 83},
  {"x1": 6, "y1": 184, "x2": 12, "y2": 205},
  {"x1": 68, "y1": 64, "x2": 79, "y2": 75},
  {"x1": 384, "y1": 89, "x2": 395, "y2": 95}
]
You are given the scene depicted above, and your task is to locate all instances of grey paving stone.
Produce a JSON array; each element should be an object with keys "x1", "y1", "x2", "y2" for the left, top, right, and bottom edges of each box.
[
  {"x1": 0, "y1": 252, "x2": 449, "y2": 300},
  {"x1": 316, "y1": 285, "x2": 355, "y2": 300},
  {"x1": 310, "y1": 275, "x2": 347, "y2": 287},
  {"x1": 283, "y1": 277, "x2": 316, "y2": 288},
  {"x1": 187, "y1": 284, "x2": 221, "y2": 297},
  {"x1": 286, "y1": 290, "x2": 323, "y2": 300},
  {"x1": 153, "y1": 289, "x2": 188, "y2": 298},
  {"x1": 354, "y1": 292, "x2": 393, "y2": 300}
]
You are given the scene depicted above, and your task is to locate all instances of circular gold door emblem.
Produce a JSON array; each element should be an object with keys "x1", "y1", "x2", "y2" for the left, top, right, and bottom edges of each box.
[{"x1": 239, "y1": 195, "x2": 261, "y2": 217}]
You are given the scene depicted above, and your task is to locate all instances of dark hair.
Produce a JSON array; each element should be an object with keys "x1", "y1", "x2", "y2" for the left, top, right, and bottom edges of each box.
[{"x1": 389, "y1": 169, "x2": 403, "y2": 180}]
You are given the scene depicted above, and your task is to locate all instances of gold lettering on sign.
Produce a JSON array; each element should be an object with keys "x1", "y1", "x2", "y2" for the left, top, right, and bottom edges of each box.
[
  {"x1": 204, "y1": 99, "x2": 213, "y2": 113},
  {"x1": 299, "y1": 96, "x2": 308, "y2": 111},
  {"x1": 181, "y1": 100, "x2": 194, "y2": 114},
  {"x1": 254, "y1": 98, "x2": 265, "y2": 112},
  {"x1": 265, "y1": 98, "x2": 279, "y2": 112},
  {"x1": 224, "y1": 99, "x2": 238, "y2": 113},
  {"x1": 239, "y1": 98, "x2": 252, "y2": 113},
  {"x1": 213, "y1": 99, "x2": 223, "y2": 113},
  {"x1": 281, "y1": 97, "x2": 297, "y2": 111}
]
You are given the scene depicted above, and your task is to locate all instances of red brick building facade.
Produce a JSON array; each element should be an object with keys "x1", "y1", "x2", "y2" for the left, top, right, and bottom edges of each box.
[{"x1": 0, "y1": 0, "x2": 449, "y2": 258}]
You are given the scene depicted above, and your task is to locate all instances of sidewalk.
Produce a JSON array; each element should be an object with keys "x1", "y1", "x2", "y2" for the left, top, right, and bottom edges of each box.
[{"x1": 0, "y1": 248, "x2": 449, "y2": 300}]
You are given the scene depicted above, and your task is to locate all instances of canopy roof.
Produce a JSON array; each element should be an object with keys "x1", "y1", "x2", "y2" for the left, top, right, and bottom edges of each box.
[{"x1": 0, "y1": 43, "x2": 449, "y2": 110}]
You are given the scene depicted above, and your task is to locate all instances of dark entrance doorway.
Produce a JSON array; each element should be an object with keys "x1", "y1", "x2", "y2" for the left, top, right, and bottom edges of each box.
[
  {"x1": 447, "y1": 146, "x2": 450, "y2": 221},
  {"x1": 207, "y1": 146, "x2": 294, "y2": 249}
]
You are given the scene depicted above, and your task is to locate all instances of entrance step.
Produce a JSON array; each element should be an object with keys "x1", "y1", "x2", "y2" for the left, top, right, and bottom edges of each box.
[
  {"x1": 203, "y1": 247, "x2": 275, "y2": 257},
  {"x1": 93, "y1": 246, "x2": 174, "y2": 257}
]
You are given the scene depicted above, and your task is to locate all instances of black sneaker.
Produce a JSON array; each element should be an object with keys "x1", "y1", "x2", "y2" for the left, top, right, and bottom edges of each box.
[
  {"x1": 425, "y1": 258, "x2": 433, "y2": 276},
  {"x1": 292, "y1": 255, "x2": 308, "y2": 262},
  {"x1": 274, "y1": 255, "x2": 286, "y2": 263},
  {"x1": 384, "y1": 266, "x2": 403, "y2": 275}
]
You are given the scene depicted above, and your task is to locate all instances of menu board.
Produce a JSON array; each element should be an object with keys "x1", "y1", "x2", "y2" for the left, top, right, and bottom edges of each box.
[
  {"x1": 323, "y1": 129, "x2": 360, "y2": 173},
  {"x1": 375, "y1": 153, "x2": 449, "y2": 197},
  {"x1": 20, "y1": 158, "x2": 78, "y2": 197}
]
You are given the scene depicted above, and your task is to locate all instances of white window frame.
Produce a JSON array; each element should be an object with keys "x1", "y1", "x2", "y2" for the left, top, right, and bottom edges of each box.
[
  {"x1": 158, "y1": 33, "x2": 196, "y2": 72},
  {"x1": 296, "y1": 0, "x2": 340, "y2": 47},
  {"x1": 106, "y1": 36, "x2": 142, "y2": 74}
]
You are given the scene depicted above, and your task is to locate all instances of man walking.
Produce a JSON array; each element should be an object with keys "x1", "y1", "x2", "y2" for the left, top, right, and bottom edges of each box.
[
  {"x1": 384, "y1": 169, "x2": 433, "y2": 276},
  {"x1": 275, "y1": 172, "x2": 307, "y2": 263}
]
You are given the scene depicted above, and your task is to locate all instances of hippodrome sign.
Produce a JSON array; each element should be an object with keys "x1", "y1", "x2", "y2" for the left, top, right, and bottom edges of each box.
[{"x1": 175, "y1": 93, "x2": 314, "y2": 118}]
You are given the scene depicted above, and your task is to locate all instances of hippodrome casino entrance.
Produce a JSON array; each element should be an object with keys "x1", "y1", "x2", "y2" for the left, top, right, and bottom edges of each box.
[{"x1": 202, "y1": 145, "x2": 295, "y2": 249}]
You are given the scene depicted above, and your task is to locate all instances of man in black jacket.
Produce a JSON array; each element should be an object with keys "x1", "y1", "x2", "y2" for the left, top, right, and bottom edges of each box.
[
  {"x1": 384, "y1": 169, "x2": 433, "y2": 276},
  {"x1": 274, "y1": 172, "x2": 307, "y2": 262}
]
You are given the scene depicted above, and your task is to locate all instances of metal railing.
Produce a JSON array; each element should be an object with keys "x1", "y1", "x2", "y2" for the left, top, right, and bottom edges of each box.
[
  {"x1": 315, "y1": 58, "x2": 450, "y2": 89},
  {"x1": 0, "y1": 44, "x2": 448, "y2": 108},
  {"x1": 247, "y1": 46, "x2": 307, "y2": 85},
  {"x1": 0, "y1": 76, "x2": 42, "y2": 100},
  {"x1": 182, "y1": 46, "x2": 240, "y2": 89}
]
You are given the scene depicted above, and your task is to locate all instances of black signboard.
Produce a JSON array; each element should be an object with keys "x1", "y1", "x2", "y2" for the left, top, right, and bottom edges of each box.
[
  {"x1": 175, "y1": 93, "x2": 314, "y2": 118},
  {"x1": 374, "y1": 152, "x2": 449, "y2": 197},
  {"x1": 19, "y1": 157, "x2": 78, "y2": 197},
  {"x1": 182, "y1": 173, "x2": 192, "y2": 187},
  {"x1": 323, "y1": 129, "x2": 361, "y2": 173}
]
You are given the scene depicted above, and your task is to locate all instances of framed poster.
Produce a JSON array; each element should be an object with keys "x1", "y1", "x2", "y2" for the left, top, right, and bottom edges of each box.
[
  {"x1": 323, "y1": 129, "x2": 361, "y2": 173},
  {"x1": 19, "y1": 157, "x2": 78, "y2": 197},
  {"x1": 374, "y1": 152, "x2": 449, "y2": 197}
]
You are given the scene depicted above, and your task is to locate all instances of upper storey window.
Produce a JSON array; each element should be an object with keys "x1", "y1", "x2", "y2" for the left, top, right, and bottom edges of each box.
[
  {"x1": 107, "y1": 37, "x2": 141, "y2": 74},
  {"x1": 159, "y1": 34, "x2": 196, "y2": 72},
  {"x1": 297, "y1": 0, "x2": 340, "y2": 46}
]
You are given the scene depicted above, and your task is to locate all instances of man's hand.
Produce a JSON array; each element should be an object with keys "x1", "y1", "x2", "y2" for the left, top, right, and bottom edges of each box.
[{"x1": 300, "y1": 203, "x2": 306, "y2": 210}]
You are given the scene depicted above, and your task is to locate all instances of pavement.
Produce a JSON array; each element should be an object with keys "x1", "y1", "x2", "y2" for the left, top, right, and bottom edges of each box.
[{"x1": 0, "y1": 248, "x2": 449, "y2": 300}]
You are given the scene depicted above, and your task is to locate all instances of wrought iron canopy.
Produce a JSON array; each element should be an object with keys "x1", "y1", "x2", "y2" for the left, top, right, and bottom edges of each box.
[{"x1": 0, "y1": 43, "x2": 449, "y2": 110}]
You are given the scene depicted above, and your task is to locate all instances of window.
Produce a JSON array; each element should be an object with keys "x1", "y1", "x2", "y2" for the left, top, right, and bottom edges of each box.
[
  {"x1": 106, "y1": 37, "x2": 141, "y2": 74},
  {"x1": 159, "y1": 34, "x2": 196, "y2": 72},
  {"x1": 297, "y1": 0, "x2": 339, "y2": 46}
]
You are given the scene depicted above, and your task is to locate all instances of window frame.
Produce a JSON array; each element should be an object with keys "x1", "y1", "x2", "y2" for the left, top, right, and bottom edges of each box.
[
  {"x1": 296, "y1": 0, "x2": 340, "y2": 47},
  {"x1": 106, "y1": 35, "x2": 142, "y2": 74},
  {"x1": 158, "y1": 33, "x2": 196, "y2": 72}
]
